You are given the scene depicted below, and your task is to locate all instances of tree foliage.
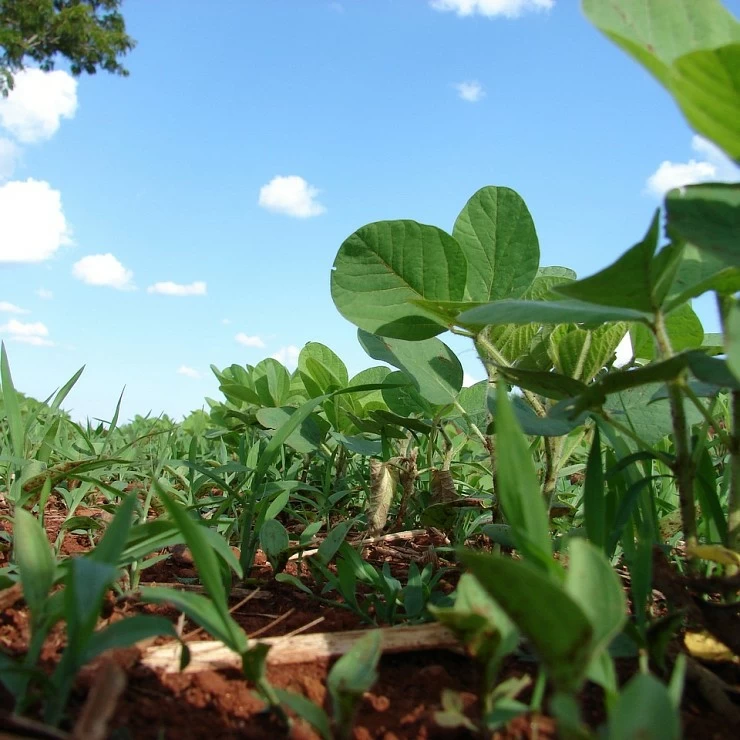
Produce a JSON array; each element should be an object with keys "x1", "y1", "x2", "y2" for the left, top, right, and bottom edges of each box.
[{"x1": 0, "y1": 0, "x2": 135, "y2": 94}]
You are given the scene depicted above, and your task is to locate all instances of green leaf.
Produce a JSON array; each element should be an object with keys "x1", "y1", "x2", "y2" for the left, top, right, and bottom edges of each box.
[
  {"x1": 82, "y1": 615, "x2": 179, "y2": 664},
  {"x1": 13, "y1": 508, "x2": 55, "y2": 617},
  {"x1": 274, "y1": 689, "x2": 331, "y2": 740},
  {"x1": 664, "y1": 242, "x2": 740, "y2": 311},
  {"x1": 358, "y1": 330, "x2": 462, "y2": 406},
  {"x1": 726, "y1": 300, "x2": 740, "y2": 380},
  {"x1": 494, "y1": 382, "x2": 553, "y2": 571},
  {"x1": 156, "y1": 486, "x2": 246, "y2": 652},
  {"x1": 554, "y1": 212, "x2": 666, "y2": 312},
  {"x1": 251, "y1": 358, "x2": 291, "y2": 406},
  {"x1": 602, "y1": 383, "x2": 704, "y2": 445},
  {"x1": 548, "y1": 323, "x2": 628, "y2": 383},
  {"x1": 564, "y1": 539, "x2": 626, "y2": 656},
  {"x1": 1, "y1": 343, "x2": 24, "y2": 463},
  {"x1": 331, "y1": 220, "x2": 467, "y2": 340},
  {"x1": 316, "y1": 519, "x2": 354, "y2": 565},
  {"x1": 256, "y1": 407, "x2": 324, "y2": 453},
  {"x1": 260, "y1": 519, "x2": 290, "y2": 561},
  {"x1": 460, "y1": 551, "x2": 593, "y2": 693},
  {"x1": 496, "y1": 366, "x2": 588, "y2": 401},
  {"x1": 253, "y1": 394, "x2": 330, "y2": 485},
  {"x1": 630, "y1": 303, "x2": 704, "y2": 361},
  {"x1": 608, "y1": 673, "x2": 681, "y2": 740},
  {"x1": 299, "y1": 342, "x2": 349, "y2": 397},
  {"x1": 668, "y1": 44, "x2": 740, "y2": 161},
  {"x1": 581, "y1": 0, "x2": 740, "y2": 86},
  {"x1": 89, "y1": 492, "x2": 137, "y2": 566},
  {"x1": 452, "y1": 186, "x2": 540, "y2": 301},
  {"x1": 140, "y1": 586, "x2": 247, "y2": 653},
  {"x1": 327, "y1": 629, "x2": 381, "y2": 704},
  {"x1": 331, "y1": 433, "x2": 382, "y2": 457},
  {"x1": 458, "y1": 299, "x2": 651, "y2": 329},
  {"x1": 583, "y1": 426, "x2": 606, "y2": 552},
  {"x1": 665, "y1": 183, "x2": 740, "y2": 266}
]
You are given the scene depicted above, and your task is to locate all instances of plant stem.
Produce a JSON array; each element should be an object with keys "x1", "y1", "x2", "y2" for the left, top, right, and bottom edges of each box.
[
  {"x1": 716, "y1": 293, "x2": 740, "y2": 556},
  {"x1": 653, "y1": 311, "x2": 697, "y2": 554}
]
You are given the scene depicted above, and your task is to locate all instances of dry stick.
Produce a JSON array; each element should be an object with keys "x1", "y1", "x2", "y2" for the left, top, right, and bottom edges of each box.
[
  {"x1": 183, "y1": 588, "x2": 263, "y2": 642},
  {"x1": 247, "y1": 608, "x2": 295, "y2": 640},
  {"x1": 72, "y1": 661, "x2": 127, "y2": 740},
  {"x1": 287, "y1": 529, "x2": 428, "y2": 560},
  {"x1": 144, "y1": 583, "x2": 272, "y2": 600},
  {"x1": 282, "y1": 616, "x2": 325, "y2": 638},
  {"x1": 141, "y1": 623, "x2": 458, "y2": 674}
]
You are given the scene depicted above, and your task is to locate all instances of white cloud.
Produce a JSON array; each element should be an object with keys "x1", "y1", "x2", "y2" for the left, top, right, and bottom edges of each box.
[
  {"x1": 272, "y1": 345, "x2": 300, "y2": 370},
  {"x1": 0, "y1": 69, "x2": 77, "y2": 143},
  {"x1": 221, "y1": 318, "x2": 231, "y2": 325},
  {"x1": 0, "y1": 138, "x2": 19, "y2": 179},
  {"x1": 646, "y1": 135, "x2": 740, "y2": 197},
  {"x1": 258, "y1": 175, "x2": 326, "y2": 218},
  {"x1": 147, "y1": 280, "x2": 207, "y2": 296},
  {"x1": 177, "y1": 365, "x2": 201, "y2": 379},
  {"x1": 455, "y1": 81, "x2": 485, "y2": 102},
  {"x1": 431, "y1": 0, "x2": 554, "y2": 18},
  {"x1": 235, "y1": 333, "x2": 266, "y2": 348},
  {"x1": 463, "y1": 372, "x2": 482, "y2": 386},
  {"x1": 0, "y1": 179, "x2": 70, "y2": 263},
  {"x1": 0, "y1": 301, "x2": 29, "y2": 314},
  {"x1": 36, "y1": 288, "x2": 53, "y2": 300},
  {"x1": 0, "y1": 318, "x2": 53, "y2": 346},
  {"x1": 72, "y1": 253, "x2": 134, "y2": 290}
]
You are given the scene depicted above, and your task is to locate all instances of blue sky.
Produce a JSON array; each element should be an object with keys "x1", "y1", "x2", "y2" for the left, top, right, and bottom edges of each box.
[{"x1": 0, "y1": 0, "x2": 738, "y2": 422}]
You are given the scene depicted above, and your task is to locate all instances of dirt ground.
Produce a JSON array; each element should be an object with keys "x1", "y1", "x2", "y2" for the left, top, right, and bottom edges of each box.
[{"x1": 0, "y1": 502, "x2": 737, "y2": 739}]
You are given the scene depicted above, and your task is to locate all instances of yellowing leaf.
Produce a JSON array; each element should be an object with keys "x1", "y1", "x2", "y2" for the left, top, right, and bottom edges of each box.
[
  {"x1": 687, "y1": 544, "x2": 740, "y2": 567},
  {"x1": 684, "y1": 631, "x2": 739, "y2": 664}
]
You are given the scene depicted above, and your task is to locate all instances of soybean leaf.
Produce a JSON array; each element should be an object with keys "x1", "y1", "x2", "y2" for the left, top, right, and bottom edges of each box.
[
  {"x1": 13, "y1": 508, "x2": 55, "y2": 617},
  {"x1": 668, "y1": 44, "x2": 740, "y2": 162},
  {"x1": 260, "y1": 519, "x2": 290, "y2": 569},
  {"x1": 664, "y1": 243, "x2": 740, "y2": 311},
  {"x1": 316, "y1": 519, "x2": 354, "y2": 565},
  {"x1": 256, "y1": 407, "x2": 324, "y2": 454},
  {"x1": 493, "y1": 382, "x2": 553, "y2": 571},
  {"x1": 460, "y1": 551, "x2": 593, "y2": 693},
  {"x1": 452, "y1": 186, "x2": 540, "y2": 302},
  {"x1": 331, "y1": 220, "x2": 467, "y2": 340},
  {"x1": 299, "y1": 342, "x2": 349, "y2": 397},
  {"x1": 602, "y1": 383, "x2": 704, "y2": 445},
  {"x1": 548, "y1": 323, "x2": 628, "y2": 383},
  {"x1": 564, "y1": 539, "x2": 626, "y2": 656},
  {"x1": 495, "y1": 366, "x2": 588, "y2": 401},
  {"x1": 608, "y1": 673, "x2": 681, "y2": 740},
  {"x1": 458, "y1": 299, "x2": 651, "y2": 329},
  {"x1": 630, "y1": 303, "x2": 704, "y2": 360},
  {"x1": 554, "y1": 212, "x2": 673, "y2": 312},
  {"x1": 665, "y1": 183, "x2": 740, "y2": 266},
  {"x1": 251, "y1": 358, "x2": 291, "y2": 407},
  {"x1": 358, "y1": 330, "x2": 463, "y2": 406},
  {"x1": 582, "y1": 0, "x2": 740, "y2": 87}
]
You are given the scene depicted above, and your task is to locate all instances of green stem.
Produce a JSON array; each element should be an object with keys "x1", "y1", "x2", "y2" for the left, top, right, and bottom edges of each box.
[
  {"x1": 653, "y1": 311, "x2": 697, "y2": 554},
  {"x1": 717, "y1": 293, "x2": 740, "y2": 557}
]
